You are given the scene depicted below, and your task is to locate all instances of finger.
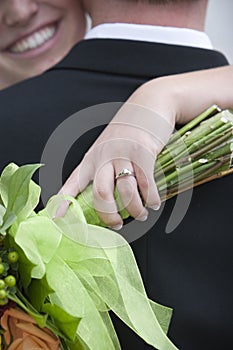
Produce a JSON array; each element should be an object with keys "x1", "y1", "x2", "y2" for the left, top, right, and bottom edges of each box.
[
  {"x1": 134, "y1": 162, "x2": 161, "y2": 210},
  {"x1": 61, "y1": 159, "x2": 94, "y2": 196},
  {"x1": 114, "y1": 161, "x2": 148, "y2": 221},
  {"x1": 56, "y1": 160, "x2": 94, "y2": 217},
  {"x1": 129, "y1": 144, "x2": 161, "y2": 210},
  {"x1": 93, "y1": 162, "x2": 123, "y2": 230}
]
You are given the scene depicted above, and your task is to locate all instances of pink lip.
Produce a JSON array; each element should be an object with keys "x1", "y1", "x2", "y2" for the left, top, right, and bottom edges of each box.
[{"x1": 5, "y1": 21, "x2": 60, "y2": 59}]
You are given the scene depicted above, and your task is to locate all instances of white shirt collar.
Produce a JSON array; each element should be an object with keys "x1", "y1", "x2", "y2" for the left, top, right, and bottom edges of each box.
[{"x1": 85, "y1": 23, "x2": 212, "y2": 50}]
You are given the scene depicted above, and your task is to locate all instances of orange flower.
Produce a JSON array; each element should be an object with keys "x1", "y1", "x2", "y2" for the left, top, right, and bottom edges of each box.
[{"x1": 1, "y1": 307, "x2": 61, "y2": 350}]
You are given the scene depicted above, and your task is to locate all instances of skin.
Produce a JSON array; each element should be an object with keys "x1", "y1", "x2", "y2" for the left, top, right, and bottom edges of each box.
[
  {"x1": 60, "y1": 64, "x2": 233, "y2": 228},
  {"x1": 0, "y1": 0, "x2": 86, "y2": 90},
  {"x1": 83, "y1": 0, "x2": 208, "y2": 30},
  {"x1": 60, "y1": 0, "x2": 224, "y2": 229}
]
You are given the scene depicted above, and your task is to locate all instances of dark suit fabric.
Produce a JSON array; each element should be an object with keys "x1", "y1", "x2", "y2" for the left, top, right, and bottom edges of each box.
[{"x1": 0, "y1": 39, "x2": 232, "y2": 350}]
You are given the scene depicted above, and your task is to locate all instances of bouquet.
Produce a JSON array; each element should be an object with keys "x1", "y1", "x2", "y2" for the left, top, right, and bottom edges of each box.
[{"x1": 0, "y1": 106, "x2": 232, "y2": 350}]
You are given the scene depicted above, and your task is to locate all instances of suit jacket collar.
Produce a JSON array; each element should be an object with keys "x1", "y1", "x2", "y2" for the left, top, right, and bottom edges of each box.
[{"x1": 53, "y1": 39, "x2": 228, "y2": 79}]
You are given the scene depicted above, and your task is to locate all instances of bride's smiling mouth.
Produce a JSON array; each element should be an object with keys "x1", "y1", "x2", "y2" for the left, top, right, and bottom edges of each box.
[{"x1": 5, "y1": 21, "x2": 60, "y2": 58}]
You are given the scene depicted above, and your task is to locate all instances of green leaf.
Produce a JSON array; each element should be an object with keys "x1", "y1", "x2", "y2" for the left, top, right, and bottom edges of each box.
[
  {"x1": 28, "y1": 276, "x2": 54, "y2": 311},
  {"x1": 0, "y1": 162, "x2": 18, "y2": 206},
  {"x1": 9, "y1": 176, "x2": 176, "y2": 349},
  {"x1": 0, "y1": 211, "x2": 15, "y2": 236},
  {"x1": 65, "y1": 337, "x2": 90, "y2": 350},
  {"x1": 0, "y1": 205, "x2": 6, "y2": 226},
  {"x1": 1, "y1": 164, "x2": 41, "y2": 234},
  {"x1": 16, "y1": 245, "x2": 36, "y2": 288},
  {"x1": 42, "y1": 303, "x2": 81, "y2": 341}
]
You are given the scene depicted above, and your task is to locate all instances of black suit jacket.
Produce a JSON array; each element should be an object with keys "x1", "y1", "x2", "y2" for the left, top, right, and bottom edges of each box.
[{"x1": 0, "y1": 39, "x2": 232, "y2": 350}]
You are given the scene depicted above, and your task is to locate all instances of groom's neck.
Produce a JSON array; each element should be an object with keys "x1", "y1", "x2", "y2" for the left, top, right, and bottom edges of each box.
[{"x1": 85, "y1": 0, "x2": 208, "y2": 31}]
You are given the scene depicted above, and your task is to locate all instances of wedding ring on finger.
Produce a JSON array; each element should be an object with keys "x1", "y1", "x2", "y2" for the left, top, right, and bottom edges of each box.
[{"x1": 115, "y1": 168, "x2": 135, "y2": 181}]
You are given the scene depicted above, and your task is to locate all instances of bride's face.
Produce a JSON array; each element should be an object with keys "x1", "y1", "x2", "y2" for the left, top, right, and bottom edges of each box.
[{"x1": 0, "y1": 0, "x2": 86, "y2": 89}]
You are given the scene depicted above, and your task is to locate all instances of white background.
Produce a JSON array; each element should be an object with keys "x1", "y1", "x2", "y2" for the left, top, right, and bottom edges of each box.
[{"x1": 206, "y1": 0, "x2": 233, "y2": 63}]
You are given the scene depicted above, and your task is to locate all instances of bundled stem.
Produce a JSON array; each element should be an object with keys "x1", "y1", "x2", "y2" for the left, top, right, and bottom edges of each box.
[{"x1": 77, "y1": 106, "x2": 233, "y2": 226}]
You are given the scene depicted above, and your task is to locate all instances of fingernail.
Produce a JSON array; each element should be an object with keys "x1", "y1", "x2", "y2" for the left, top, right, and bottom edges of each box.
[
  {"x1": 110, "y1": 224, "x2": 123, "y2": 231},
  {"x1": 137, "y1": 214, "x2": 148, "y2": 222},
  {"x1": 150, "y1": 204, "x2": 161, "y2": 211}
]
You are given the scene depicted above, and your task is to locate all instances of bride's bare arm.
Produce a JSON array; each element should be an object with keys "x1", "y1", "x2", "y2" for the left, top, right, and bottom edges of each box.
[
  {"x1": 59, "y1": 65, "x2": 233, "y2": 229},
  {"x1": 132, "y1": 65, "x2": 233, "y2": 124}
]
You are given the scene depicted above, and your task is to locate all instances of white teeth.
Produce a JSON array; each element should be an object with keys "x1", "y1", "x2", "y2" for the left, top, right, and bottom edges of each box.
[{"x1": 10, "y1": 26, "x2": 56, "y2": 53}]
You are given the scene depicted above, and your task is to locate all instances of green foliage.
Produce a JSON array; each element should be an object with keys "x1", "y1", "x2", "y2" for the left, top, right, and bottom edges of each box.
[
  {"x1": 0, "y1": 163, "x2": 176, "y2": 350},
  {"x1": 0, "y1": 163, "x2": 41, "y2": 235},
  {"x1": 1, "y1": 107, "x2": 233, "y2": 349}
]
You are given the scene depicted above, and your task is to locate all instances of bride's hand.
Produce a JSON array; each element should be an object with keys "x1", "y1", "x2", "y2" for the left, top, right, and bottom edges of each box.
[
  {"x1": 59, "y1": 65, "x2": 233, "y2": 228},
  {"x1": 59, "y1": 78, "x2": 176, "y2": 229}
]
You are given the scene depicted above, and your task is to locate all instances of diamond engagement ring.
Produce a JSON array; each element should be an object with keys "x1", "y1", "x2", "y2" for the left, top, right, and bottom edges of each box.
[{"x1": 115, "y1": 168, "x2": 135, "y2": 180}]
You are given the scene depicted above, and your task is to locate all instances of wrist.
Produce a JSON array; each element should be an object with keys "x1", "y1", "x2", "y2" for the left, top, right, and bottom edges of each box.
[{"x1": 128, "y1": 77, "x2": 180, "y2": 127}]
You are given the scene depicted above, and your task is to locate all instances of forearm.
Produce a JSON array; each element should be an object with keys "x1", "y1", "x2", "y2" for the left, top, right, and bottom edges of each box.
[
  {"x1": 127, "y1": 65, "x2": 233, "y2": 125},
  {"x1": 60, "y1": 65, "x2": 233, "y2": 228}
]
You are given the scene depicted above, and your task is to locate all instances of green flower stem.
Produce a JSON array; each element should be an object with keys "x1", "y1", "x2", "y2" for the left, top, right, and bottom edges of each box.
[
  {"x1": 77, "y1": 107, "x2": 233, "y2": 228},
  {"x1": 193, "y1": 159, "x2": 230, "y2": 184},
  {"x1": 186, "y1": 122, "x2": 232, "y2": 154},
  {"x1": 179, "y1": 129, "x2": 233, "y2": 164},
  {"x1": 167, "y1": 117, "x2": 231, "y2": 160},
  {"x1": 160, "y1": 156, "x2": 231, "y2": 201},
  {"x1": 155, "y1": 118, "x2": 233, "y2": 183},
  {"x1": 155, "y1": 128, "x2": 233, "y2": 183},
  {"x1": 167, "y1": 104, "x2": 221, "y2": 144},
  {"x1": 156, "y1": 111, "x2": 232, "y2": 172},
  {"x1": 8, "y1": 289, "x2": 68, "y2": 341},
  {"x1": 156, "y1": 160, "x2": 216, "y2": 192},
  {"x1": 156, "y1": 141, "x2": 233, "y2": 190},
  {"x1": 155, "y1": 142, "x2": 232, "y2": 193},
  {"x1": 8, "y1": 291, "x2": 47, "y2": 327},
  {"x1": 183, "y1": 115, "x2": 231, "y2": 146},
  {"x1": 162, "y1": 161, "x2": 232, "y2": 202}
]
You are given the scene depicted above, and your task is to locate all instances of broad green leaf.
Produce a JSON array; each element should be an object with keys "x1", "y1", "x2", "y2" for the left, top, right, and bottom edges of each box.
[
  {"x1": 0, "y1": 210, "x2": 15, "y2": 235},
  {"x1": 11, "y1": 178, "x2": 41, "y2": 231},
  {"x1": 0, "y1": 162, "x2": 18, "y2": 206},
  {"x1": 2, "y1": 164, "x2": 41, "y2": 233},
  {"x1": 65, "y1": 338, "x2": 90, "y2": 350},
  {"x1": 28, "y1": 276, "x2": 54, "y2": 311},
  {"x1": 42, "y1": 303, "x2": 81, "y2": 342},
  {"x1": 14, "y1": 244, "x2": 35, "y2": 288},
  {"x1": 0, "y1": 204, "x2": 5, "y2": 226}
]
